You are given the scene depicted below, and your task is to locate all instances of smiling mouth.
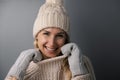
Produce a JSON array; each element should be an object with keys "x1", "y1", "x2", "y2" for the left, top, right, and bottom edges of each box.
[{"x1": 45, "y1": 46, "x2": 57, "y2": 51}]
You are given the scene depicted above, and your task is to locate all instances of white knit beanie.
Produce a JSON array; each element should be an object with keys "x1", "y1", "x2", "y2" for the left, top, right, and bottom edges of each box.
[{"x1": 33, "y1": 0, "x2": 70, "y2": 38}]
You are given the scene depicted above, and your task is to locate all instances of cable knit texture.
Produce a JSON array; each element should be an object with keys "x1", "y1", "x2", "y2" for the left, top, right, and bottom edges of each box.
[
  {"x1": 33, "y1": 0, "x2": 70, "y2": 38},
  {"x1": 23, "y1": 55, "x2": 96, "y2": 80}
]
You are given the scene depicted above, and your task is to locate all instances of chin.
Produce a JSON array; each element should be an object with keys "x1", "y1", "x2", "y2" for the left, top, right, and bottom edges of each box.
[
  {"x1": 48, "y1": 54, "x2": 58, "y2": 58},
  {"x1": 43, "y1": 54, "x2": 57, "y2": 59}
]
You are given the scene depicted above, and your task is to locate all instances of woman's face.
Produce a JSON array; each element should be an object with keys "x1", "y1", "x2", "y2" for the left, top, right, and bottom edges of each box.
[{"x1": 36, "y1": 27, "x2": 67, "y2": 59}]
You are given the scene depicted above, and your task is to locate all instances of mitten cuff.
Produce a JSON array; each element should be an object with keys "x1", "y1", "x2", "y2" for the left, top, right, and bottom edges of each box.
[
  {"x1": 71, "y1": 74, "x2": 90, "y2": 80},
  {"x1": 6, "y1": 65, "x2": 25, "y2": 80},
  {"x1": 70, "y1": 62, "x2": 88, "y2": 77}
]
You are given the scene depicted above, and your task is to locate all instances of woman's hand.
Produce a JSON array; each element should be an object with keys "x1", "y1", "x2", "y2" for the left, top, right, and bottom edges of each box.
[{"x1": 61, "y1": 43, "x2": 87, "y2": 77}]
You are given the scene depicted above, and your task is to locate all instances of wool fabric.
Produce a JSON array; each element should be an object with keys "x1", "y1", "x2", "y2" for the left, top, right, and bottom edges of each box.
[
  {"x1": 33, "y1": 0, "x2": 70, "y2": 38},
  {"x1": 23, "y1": 55, "x2": 96, "y2": 80}
]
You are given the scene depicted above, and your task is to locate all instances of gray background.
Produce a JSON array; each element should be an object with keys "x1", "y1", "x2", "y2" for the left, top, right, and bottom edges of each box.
[{"x1": 0, "y1": 0, "x2": 120, "y2": 80}]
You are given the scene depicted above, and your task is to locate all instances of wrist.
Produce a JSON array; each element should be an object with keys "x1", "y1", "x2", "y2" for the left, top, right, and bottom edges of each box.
[{"x1": 6, "y1": 76, "x2": 18, "y2": 80}]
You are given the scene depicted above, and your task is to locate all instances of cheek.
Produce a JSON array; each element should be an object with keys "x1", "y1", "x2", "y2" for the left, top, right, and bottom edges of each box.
[
  {"x1": 37, "y1": 37, "x2": 47, "y2": 46},
  {"x1": 57, "y1": 39, "x2": 66, "y2": 47}
]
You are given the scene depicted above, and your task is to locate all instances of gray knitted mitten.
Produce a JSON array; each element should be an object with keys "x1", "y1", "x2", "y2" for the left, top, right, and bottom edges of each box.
[
  {"x1": 61, "y1": 43, "x2": 87, "y2": 77},
  {"x1": 5, "y1": 49, "x2": 42, "y2": 80}
]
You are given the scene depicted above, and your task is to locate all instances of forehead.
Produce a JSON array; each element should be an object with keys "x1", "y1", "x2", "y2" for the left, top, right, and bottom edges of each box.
[{"x1": 41, "y1": 27, "x2": 65, "y2": 33}]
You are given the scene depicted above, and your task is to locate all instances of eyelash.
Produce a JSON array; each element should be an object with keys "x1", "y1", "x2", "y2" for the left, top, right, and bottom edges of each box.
[
  {"x1": 43, "y1": 32, "x2": 64, "y2": 38},
  {"x1": 43, "y1": 32, "x2": 49, "y2": 35},
  {"x1": 57, "y1": 35, "x2": 64, "y2": 38}
]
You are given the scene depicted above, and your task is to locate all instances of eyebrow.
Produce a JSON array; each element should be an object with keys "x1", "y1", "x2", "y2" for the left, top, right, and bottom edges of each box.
[
  {"x1": 42, "y1": 29, "x2": 65, "y2": 34},
  {"x1": 57, "y1": 32, "x2": 65, "y2": 35}
]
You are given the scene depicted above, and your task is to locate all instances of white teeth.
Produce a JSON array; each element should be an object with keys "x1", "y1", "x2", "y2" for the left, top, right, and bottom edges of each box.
[{"x1": 46, "y1": 47, "x2": 56, "y2": 51}]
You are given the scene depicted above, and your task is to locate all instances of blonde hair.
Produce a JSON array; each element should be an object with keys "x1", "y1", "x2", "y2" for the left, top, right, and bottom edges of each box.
[
  {"x1": 33, "y1": 31, "x2": 72, "y2": 80},
  {"x1": 34, "y1": 40, "x2": 72, "y2": 80},
  {"x1": 62, "y1": 57, "x2": 72, "y2": 80},
  {"x1": 33, "y1": 30, "x2": 70, "y2": 48}
]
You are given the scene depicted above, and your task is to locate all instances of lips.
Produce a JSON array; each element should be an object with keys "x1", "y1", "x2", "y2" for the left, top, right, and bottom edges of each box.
[{"x1": 45, "y1": 46, "x2": 57, "y2": 52}]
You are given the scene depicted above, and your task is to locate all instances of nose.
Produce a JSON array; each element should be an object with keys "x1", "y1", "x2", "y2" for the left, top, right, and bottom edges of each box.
[{"x1": 47, "y1": 36, "x2": 56, "y2": 48}]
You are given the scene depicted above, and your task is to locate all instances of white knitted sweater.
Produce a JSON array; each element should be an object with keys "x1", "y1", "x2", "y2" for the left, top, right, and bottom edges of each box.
[{"x1": 23, "y1": 55, "x2": 96, "y2": 80}]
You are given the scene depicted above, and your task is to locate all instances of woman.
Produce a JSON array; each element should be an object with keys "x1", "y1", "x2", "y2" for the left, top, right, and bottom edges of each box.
[{"x1": 5, "y1": 0, "x2": 96, "y2": 80}]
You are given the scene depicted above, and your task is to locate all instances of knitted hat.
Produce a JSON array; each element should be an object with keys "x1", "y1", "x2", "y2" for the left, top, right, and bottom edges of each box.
[{"x1": 33, "y1": 0, "x2": 70, "y2": 38}]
